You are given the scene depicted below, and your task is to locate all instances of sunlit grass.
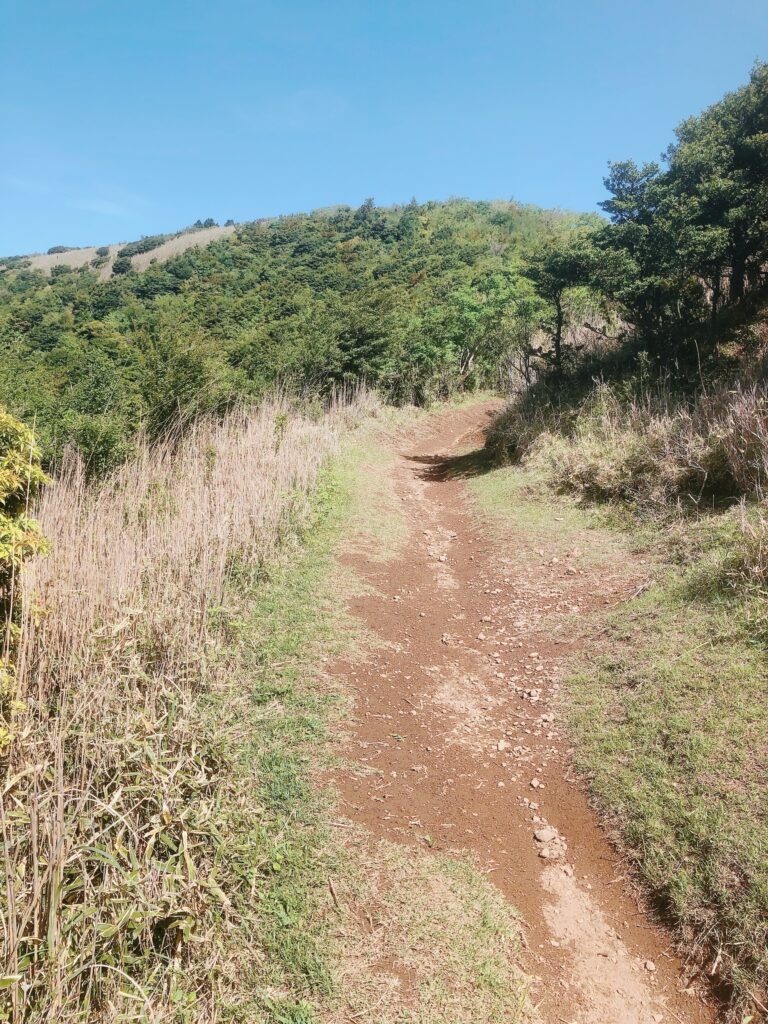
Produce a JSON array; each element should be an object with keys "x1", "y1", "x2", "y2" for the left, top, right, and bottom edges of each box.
[{"x1": 471, "y1": 433, "x2": 768, "y2": 1015}]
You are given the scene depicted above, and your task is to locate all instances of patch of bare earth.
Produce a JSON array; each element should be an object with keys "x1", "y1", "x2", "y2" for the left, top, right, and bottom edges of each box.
[
  {"x1": 329, "y1": 402, "x2": 717, "y2": 1024},
  {"x1": 22, "y1": 224, "x2": 236, "y2": 278}
]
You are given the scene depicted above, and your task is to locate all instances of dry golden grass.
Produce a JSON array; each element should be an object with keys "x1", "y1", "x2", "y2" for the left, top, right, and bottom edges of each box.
[
  {"x1": 490, "y1": 379, "x2": 768, "y2": 511},
  {"x1": 2, "y1": 394, "x2": 377, "y2": 1022},
  {"x1": 21, "y1": 225, "x2": 237, "y2": 279}
]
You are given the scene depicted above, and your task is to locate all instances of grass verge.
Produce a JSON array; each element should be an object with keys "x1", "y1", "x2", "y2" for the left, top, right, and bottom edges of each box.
[{"x1": 469, "y1": 457, "x2": 768, "y2": 1019}]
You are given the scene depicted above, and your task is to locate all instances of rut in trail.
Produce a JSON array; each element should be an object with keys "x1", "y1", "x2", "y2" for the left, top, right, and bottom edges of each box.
[{"x1": 331, "y1": 403, "x2": 716, "y2": 1024}]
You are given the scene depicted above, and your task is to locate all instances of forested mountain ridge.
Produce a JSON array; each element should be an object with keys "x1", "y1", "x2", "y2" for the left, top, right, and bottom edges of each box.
[
  {"x1": 3, "y1": 63, "x2": 766, "y2": 479},
  {"x1": 0, "y1": 199, "x2": 592, "y2": 470}
]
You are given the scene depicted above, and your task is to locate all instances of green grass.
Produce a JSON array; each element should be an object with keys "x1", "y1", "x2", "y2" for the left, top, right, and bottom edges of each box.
[
  {"x1": 330, "y1": 842, "x2": 531, "y2": 1024},
  {"x1": 569, "y1": 576, "x2": 768, "y2": 1008},
  {"x1": 468, "y1": 460, "x2": 592, "y2": 542},
  {"x1": 470, "y1": 458, "x2": 768, "y2": 1016},
  {"x1": 195, "y1": 464, "x2": 357, "y2": 1020}
]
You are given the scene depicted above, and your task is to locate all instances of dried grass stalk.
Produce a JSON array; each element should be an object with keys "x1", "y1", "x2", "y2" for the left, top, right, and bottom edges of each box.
[{"x1": 2, "y1": 392, "x2": 377, "y2": 1022}]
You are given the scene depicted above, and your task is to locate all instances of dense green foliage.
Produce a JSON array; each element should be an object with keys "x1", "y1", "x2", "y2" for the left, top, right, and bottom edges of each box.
[
  {"x1": 0, "y1": 409, "x2": 47, "y2": 750},
  {"x1": 521, "y1": 62, "x2": 768, "y2": 372},
  {"x1": 600, "y1": 62, "x2": 768, "y2": 352},
  {"x1": 520, "y1": 232, "x2": 600, "y2": 375},
  {"x1": 0, "y1": 199, "x2": 588, "y2": 470},
  {"x1": 492, "y1": 64, "x2": 768, "y2": 507},
  {"x1": 116, "y1": 234, "x2": 170, "y2": 258},
  {"x1": 0, "y1": 411, "x2": 47, "y2": 617}
]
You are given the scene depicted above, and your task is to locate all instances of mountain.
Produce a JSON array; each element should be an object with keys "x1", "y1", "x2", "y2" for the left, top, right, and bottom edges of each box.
[{"x1": 0, "y1": 198, "x2": 592, "y2": 470}]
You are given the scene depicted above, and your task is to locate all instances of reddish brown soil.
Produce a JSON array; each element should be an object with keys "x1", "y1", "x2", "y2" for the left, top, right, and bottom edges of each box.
[{"x1": 331, "y1": 403, "x2": 717, "y2": 1024}]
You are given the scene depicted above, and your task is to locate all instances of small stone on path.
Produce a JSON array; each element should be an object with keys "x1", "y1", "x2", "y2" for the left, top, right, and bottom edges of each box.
[{"x1": 534, "y1": 826, "x2": 558, "y2": 843}]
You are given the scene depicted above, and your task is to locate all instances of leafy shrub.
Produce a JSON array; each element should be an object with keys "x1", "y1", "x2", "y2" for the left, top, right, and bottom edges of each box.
[
  {"x1": 46, "y1": 245, "x2": 72, "y2": 254},
  {"x1": 0, "y1": 410, "x2": 47, "y2": 750},
  {"x1": 117, "y1": 234, "x2": 168, "y2": 258},
  {"x1": 111, "y1": 254, "x2": 133, "y2": 275},
  {"x1": 95, "y1": 245, "x2": 110, "y2": 257},
  {"x1": 60, "y1": 411, "x2": 135, "y2": 474}
]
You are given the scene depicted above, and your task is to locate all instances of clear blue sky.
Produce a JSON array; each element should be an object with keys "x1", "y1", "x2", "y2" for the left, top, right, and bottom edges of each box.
[{"x1": 2, "y1": 0, "x2": 766, "y2": 254}]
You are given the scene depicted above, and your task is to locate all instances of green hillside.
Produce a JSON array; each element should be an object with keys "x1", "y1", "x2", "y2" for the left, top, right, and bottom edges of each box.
[{"x1": 0, "y1": 199, "x2": 592, "y2": 471}]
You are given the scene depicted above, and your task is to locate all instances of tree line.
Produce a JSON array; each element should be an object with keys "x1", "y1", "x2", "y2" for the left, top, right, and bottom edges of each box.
[
  {"x1": 523, "y1": 62, "x2": 768, "y2": 377},
  {"x1": 0, "y1": 199, "x2": 588, "y2": 471}
]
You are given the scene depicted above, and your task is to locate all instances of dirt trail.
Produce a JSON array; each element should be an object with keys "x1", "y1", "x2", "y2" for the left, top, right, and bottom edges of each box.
[{"x1": 332, "y1": 403, "x2": 716, "y2": 1024}]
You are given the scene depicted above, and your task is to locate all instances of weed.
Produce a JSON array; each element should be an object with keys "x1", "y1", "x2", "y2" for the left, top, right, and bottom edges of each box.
[{"x1": 2, "y1": 396, "x2": 378, "y2": 1022}]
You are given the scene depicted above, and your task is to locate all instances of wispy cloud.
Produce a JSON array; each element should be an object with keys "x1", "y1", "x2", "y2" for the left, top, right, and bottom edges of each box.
[
  {"x1": 4, "y1": 170, "x2": 148, "y2": 220},
  {"x1": 69, "y1": 182, "x2": 149, "y2": 219}
]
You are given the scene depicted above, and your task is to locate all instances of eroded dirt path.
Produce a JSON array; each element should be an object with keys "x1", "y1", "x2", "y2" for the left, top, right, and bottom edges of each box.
[{"x1": 332, "y1": 403, "x2": 716, "y2": 1024}]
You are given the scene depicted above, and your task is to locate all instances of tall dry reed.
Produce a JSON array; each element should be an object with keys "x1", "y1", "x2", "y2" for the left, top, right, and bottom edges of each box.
[
  {"x1": 2, "y1": 394, "x2": 376, "y2": 1022},
  {"x1": 489, "y1": 379, "x2": 768, "y2": 509}
]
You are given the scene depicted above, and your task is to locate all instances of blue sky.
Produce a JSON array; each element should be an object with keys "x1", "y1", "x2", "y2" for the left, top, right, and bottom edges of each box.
[{"x1": 2, "y1": 0, "x2": 767, "y2": 254}]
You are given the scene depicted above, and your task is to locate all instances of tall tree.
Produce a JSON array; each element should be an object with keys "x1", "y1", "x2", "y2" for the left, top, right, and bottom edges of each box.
[{"x1": 523, "y1": 235, "x2": 594, "y2": 375}]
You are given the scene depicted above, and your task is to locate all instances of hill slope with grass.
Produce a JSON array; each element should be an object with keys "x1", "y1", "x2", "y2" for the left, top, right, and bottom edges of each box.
[
  {"x1": 0, "y1": 199, "x2": 594, "y2": 472},
  {"x1": 8, "y1": 223, "x2": 237, "y2": 280}
]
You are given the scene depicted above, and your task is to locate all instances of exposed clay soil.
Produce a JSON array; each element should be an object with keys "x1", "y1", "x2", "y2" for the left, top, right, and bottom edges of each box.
[{"x1": 331, "y1": 403, "x2": 717, "y2": 1024}]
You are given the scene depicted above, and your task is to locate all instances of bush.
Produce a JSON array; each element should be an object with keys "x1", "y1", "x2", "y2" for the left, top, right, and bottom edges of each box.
[
  {"x1": 117, "y1": 234, "x2": 168, "y2": 258},
  {"x1": 50, "y1": 264, "x2": 73, "y2": 280},
  {"x1": 111, "y1": 254, "x2": 133, "y2": 275},
  {"x1": 0, "y1": 256, "x2": 31, "y2": 270},
  {"x1": 95, "y1": 245, "x2": 109, "y2": 257},
  {"x1": 0, "y1": 412, "x2": 47, "y2": 547},
  {"x1": 60, "y1": 411, "x2": 135, "y2": 475},
  {"x1": 46, "y1": 245, "x2": 72, "y2": 254},
  {"x1": 0, "y1": 410, "x2": 47, "y2": 750}
]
